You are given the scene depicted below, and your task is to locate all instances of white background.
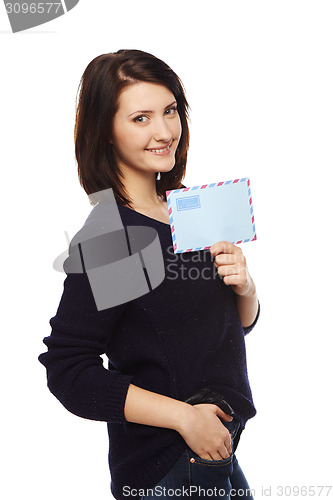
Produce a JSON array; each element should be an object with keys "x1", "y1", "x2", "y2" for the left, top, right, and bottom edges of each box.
[{"x1": 1, "y1": 1, "x2": 332, "y2": 499}]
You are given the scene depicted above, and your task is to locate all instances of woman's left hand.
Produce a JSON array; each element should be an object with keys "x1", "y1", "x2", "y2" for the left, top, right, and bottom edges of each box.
[{"x1": 210, "y1": 241, "x2": 255, "y2": 297}]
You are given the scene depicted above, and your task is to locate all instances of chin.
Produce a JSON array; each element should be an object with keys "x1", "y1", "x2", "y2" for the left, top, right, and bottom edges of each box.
[{"x1": 161, "y1": 160, "x2": 176, "y2": 173}]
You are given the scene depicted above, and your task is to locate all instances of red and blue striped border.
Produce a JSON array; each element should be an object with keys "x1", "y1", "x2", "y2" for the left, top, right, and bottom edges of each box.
[{"x1": 166, "y1": 178, "x2": 257, "y2": 253}]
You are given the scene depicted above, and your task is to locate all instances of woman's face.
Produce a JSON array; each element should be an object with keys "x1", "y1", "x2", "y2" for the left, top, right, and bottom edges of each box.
[{"x1": 111, "y1": 82, "x2": 182, "y2": 177}]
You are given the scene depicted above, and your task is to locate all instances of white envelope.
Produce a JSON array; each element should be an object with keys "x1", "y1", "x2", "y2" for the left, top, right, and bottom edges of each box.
[{"x1": 166, "y1": 178, "x2": 257, "y2": 253}]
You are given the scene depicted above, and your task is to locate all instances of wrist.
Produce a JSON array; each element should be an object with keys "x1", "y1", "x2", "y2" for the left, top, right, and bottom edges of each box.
[
  {"x1": 233, "y1": 279, "x2": 256, "y2": 298},
  {"x1": 173, "y1": 402, "x2": 196, "y2": 434}
]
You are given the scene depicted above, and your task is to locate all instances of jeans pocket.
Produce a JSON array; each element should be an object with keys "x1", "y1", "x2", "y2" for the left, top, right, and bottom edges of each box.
[{"x1": 188, "y1": 451, "x2": 234, "y2": 467}]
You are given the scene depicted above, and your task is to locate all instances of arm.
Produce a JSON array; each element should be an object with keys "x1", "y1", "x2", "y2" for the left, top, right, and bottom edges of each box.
[
  {"x1": 233, "y1": 281, "x2": 259, "y2": 327},
  {"x1": 124, "y1": 384, "x2": 233, "y2": 461},
  {"x1": 210, "y1": 241, "x2": 259, "y2": 328},
  {"x1": 39, "y1": 273, "x2": 233, "y2": 460},
  {"x1": 38, "y1": 272, "x2": 134, "y2": 423}
]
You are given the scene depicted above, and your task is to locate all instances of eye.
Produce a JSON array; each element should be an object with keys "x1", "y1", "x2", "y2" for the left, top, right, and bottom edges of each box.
[
  {"x1": 133, "y1": 115, "x2": 148, "y2": 123},
  {"x1": 165, "y1": 106, "x2": 178, "y2": 116}
]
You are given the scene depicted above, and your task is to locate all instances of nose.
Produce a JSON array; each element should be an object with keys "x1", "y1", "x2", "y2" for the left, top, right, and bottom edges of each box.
[{"x1": 153, "y1": 117, "x2": 172, "y2": 143}]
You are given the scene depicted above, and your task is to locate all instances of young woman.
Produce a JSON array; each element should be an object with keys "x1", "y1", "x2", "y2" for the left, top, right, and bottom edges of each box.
[{"x1": 39, "y1": 49, "x2": 260, "y2": 500}]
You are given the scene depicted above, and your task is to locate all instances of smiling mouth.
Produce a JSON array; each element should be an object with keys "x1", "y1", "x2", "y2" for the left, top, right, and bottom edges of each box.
[{"x1": 146, "y1": 141, "x2": 172, "y2": 154}]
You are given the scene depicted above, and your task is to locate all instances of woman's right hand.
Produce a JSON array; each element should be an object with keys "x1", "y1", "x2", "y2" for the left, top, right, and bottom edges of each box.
[
  {"x1": 123, "y1": 384, "x2": 233, "y2": 460},
  {"x1": 178, "y1": 403, "x2": 233, "y2": 461}
]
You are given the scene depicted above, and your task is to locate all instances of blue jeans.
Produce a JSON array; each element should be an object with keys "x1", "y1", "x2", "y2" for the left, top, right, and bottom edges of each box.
[{"x1": 142, "y1": 419, "x2": 254, "y2": 499}]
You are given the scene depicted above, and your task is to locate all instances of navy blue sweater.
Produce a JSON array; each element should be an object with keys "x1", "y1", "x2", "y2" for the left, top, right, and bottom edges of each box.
[{"x1": 39, "y1": 203, "x2": 259, "y2": 499}]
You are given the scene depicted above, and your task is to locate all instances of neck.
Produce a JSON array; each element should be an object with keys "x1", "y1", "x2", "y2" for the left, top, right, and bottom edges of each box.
[{"x1": 122, "y1": 168, "x2": 162, "y2": 209}]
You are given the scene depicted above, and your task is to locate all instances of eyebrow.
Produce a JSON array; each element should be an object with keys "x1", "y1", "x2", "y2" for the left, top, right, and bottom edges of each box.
[{"x1": 128, "y1": 100, "x2": 177, "y2": 117}]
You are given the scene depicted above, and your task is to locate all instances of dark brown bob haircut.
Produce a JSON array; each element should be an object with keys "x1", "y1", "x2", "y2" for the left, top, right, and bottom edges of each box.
[{"x1": 74, "y1": 49, "x2": 190, "y2": 207}]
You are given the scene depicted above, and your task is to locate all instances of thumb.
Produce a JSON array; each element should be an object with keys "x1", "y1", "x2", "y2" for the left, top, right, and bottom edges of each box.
[{"x1": 214, "y1": 405, "x2": 233, "y2": 422}]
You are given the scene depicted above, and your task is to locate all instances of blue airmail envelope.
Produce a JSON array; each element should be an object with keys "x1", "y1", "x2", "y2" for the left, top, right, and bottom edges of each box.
[{"x1": 166, "y1": 178, "x2": 257, "y2": 254}]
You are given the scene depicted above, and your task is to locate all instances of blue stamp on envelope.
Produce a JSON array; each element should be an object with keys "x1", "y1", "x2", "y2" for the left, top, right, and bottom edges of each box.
[{"x1": 176, "y1": 195, "x2": 201, "y2": 211}]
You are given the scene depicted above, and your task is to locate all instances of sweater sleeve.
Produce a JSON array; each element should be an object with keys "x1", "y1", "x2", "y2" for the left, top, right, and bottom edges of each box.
[{"x1": 38, "y1": 272, "x2": 134, "y2": 423}]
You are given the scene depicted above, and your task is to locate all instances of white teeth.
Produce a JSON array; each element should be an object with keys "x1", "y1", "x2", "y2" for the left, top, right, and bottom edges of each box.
[{"x1": 147, "y1": 142, "x2": 171, "y2": 153}]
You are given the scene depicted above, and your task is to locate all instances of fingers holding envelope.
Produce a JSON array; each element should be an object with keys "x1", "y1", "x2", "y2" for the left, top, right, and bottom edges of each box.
[{"x1": 210, "y1": 241, "x2": 254, "y2": 296}]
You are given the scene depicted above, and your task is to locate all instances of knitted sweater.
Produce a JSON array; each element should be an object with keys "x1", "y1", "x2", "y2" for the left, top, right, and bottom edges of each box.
[{"x1": 39, "y1": 203, "x2": 259, "y2": 500}]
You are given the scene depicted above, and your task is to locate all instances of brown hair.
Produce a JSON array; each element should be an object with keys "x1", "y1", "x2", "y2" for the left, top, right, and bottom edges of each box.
[{"x1": 74, "y1": 49, "x2": 190, "y2": 207}]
